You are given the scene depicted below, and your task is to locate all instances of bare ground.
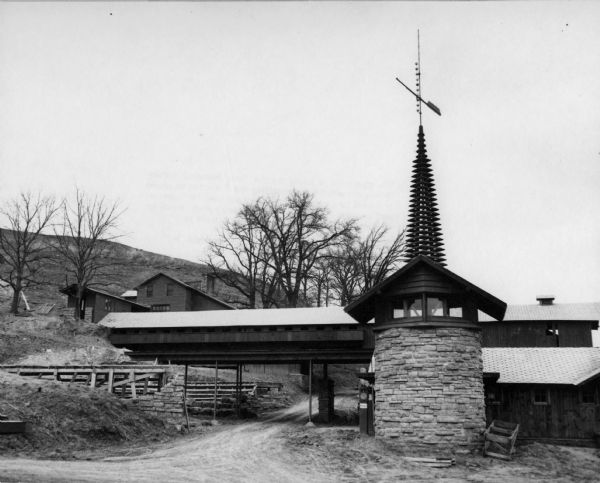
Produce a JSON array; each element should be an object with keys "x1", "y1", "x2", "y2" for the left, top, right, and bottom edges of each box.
[{"x1": 1, "y1": 397, "x2": 599, "y2": 483}]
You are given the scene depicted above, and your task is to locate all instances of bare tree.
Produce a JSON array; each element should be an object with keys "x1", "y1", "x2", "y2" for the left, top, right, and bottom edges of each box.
[
  {"x1": 205, "y1": 206, "x2": 281, "y2": 309},
  {"x1": 0, "y1": 193, "x2": 58, "y2": 314},
  {"x1": 53, "y1": 190, "x2": 121, "y2": 319},
  {"x1": 245, "y1": 191, "x2": 357, "y2": 307},
  {"x1": 356, "y1": 225, "x2": 406, "y2": 293},
  {"x1": 327, "y1": 225, "x2": 406, "y2": 305}
]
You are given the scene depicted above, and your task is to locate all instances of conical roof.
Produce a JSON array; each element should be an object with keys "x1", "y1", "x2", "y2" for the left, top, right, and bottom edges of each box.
[{"x1": 404, "y1": 125, "x2": 446, "y2": 265}]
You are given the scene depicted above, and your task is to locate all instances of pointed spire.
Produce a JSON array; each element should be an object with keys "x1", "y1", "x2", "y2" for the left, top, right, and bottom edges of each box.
[{"x1": 405, "y1": 125, "x2": 446, "y2": 265}]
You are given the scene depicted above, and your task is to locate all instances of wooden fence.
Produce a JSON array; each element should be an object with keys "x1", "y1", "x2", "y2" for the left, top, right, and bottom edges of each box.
[{"x1": 0, "y1": 365, "x2": 170, "y2": 400}]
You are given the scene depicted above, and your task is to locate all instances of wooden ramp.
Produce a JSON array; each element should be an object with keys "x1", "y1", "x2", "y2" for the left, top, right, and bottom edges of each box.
[
  {"x1": 483, "y1": 420, "x2": 520, "y2": 460},
  {"x1": 0, "y1": 365, "x2": 170, "y2": 400}
]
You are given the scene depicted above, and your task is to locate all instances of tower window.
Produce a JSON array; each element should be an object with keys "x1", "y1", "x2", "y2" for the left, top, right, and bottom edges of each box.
[
  {"x1": 166, "y1": 283, "x2": 174, "y2": 296},
  {"x1": 427, "y1": 297, "x2": 445, "y2": 316},
  {"x1": 146, "y1": 284, "x2": 153, "y2": 297}
]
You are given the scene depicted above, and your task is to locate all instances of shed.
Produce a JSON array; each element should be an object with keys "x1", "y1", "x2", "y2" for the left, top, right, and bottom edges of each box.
[
  {"x1": 60, "y1": 285, "x2": 150, "y2": 323},
  {"x1": 482, "y1": 347, "x2": 600, "y2": 443}
]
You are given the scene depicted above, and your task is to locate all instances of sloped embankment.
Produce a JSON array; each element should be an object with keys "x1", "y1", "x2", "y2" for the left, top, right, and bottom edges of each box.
[{"x1": 0, "y1": 371, "x2": 177, "y2": 458}]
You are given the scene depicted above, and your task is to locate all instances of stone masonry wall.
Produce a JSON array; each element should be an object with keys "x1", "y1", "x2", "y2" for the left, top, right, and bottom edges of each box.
[
  {"x1": 374, "y1": 327, "x2": 485, "y2": 455},
  {"x1": 132, "y1": 374, "x2": 184, "y2": 420}
]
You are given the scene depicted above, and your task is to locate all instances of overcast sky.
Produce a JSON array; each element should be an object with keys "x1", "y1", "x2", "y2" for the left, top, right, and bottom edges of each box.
[{"x1": 1, "y1": 2, "x2": 599, "y2": 307}]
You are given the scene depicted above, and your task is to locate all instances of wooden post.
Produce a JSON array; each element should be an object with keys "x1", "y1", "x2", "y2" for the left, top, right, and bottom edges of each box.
[
  {"x1": 107, "y1": 369, "x2": 114, "y2": 393},
  {"x1": 236, "y1": 363, "x2": 241, "y2": 418},
  {"x1": 130, "y1": 369, "x2": 137, "y2": 399},
  {"x1": 308, "y1": 360, "x2": 314, "y2": 421},
  {"x1": 143, "y1": 378, "x2": 149, "y2": 395},
  {"x1": 213, "y1": 361, "x2": 218, "y2": 421},
  {"x1": 90, "y1": 371, "x2": 97, "y2": 388},
  {"x1": 183, "y1": 364, "x2": 190, "y2": 430}
]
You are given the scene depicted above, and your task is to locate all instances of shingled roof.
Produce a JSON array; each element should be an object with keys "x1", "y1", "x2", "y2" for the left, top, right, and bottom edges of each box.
[{"x1": 483, "y1": 347, "x2": 600, "y2": 386}]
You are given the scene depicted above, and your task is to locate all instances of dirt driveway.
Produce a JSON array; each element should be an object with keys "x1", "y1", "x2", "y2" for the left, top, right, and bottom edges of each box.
[
  {"x1": 1, "y1": 399, "x2": 599, "y2": 482},
  {"x1": 0, "y1": 401, "x2": 330, "y2": 483}
]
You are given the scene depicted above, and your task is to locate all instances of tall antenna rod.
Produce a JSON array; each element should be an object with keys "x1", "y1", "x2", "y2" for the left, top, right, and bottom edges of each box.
[
  {"x1": 396, "y1": 30, "x2": 441, "y2": 118},
  {"x1": 416, "y1": 29, "x2": 422, "y2": 125}
]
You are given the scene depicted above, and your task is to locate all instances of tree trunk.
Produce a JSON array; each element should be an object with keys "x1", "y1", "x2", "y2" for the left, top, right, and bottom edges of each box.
[
  {"x1": 10, "y1": 286, "x2": 21, "y2": 314},
  {"x1": 74, "y1": 285, "x2": 85, "y2": 320}
]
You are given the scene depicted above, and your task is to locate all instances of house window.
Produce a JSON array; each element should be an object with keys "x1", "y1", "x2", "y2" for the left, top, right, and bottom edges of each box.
[
  {"x1": 151, "y1": 304, "x2": 171, "y2": 312},
  {"x1": 146, "y1": 285, "x2": 153, "y2": 297},
  {"x1": 206, "y1": 274, "x2": 216, "y2": 294},
  {"x1": 532, "y1": 388, "x2": 550, "y2": 405},
  {"x1": 104, "y1": 298, "x2": 113, "y2": 312},
  {"x1": 166, "y1": 283, "x2": 174, "y2": 296}
]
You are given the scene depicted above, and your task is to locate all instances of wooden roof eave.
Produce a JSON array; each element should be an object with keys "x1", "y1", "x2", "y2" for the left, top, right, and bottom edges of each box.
[{"x1": 344, "y1": 255, "x2": 507, "y2": 323}]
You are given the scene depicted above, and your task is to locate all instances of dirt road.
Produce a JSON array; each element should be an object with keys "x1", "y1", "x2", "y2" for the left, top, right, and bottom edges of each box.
[
  {"x1": 0, "y1": 400, "x2": 336, "y2": 483},
  {"x1": 1, "y1": 398, "x2": 599, "y2": 482}
]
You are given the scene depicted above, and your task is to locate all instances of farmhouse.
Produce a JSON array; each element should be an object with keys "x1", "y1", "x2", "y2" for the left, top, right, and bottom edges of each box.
[{"x1": 134, "y1": 272, "x2": 235, "y2": 312}]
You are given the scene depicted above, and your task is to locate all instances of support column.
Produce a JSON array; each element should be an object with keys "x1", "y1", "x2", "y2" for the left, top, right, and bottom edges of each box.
[
  {"x1": 307, "y1": 359, "x2": 313, "y2": 425},
  {"x1": 318, "y1": 363, "x2": 335, "y2": 423},
  {"x1": 183, "y1": 364, "x2": 190, "y2": 430}
]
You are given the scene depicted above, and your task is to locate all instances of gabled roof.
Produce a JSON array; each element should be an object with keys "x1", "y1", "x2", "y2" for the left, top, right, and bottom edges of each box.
[
  {"x1": 134, "y1": 272, "x2": 236, "y2": 310},
  {"x1": 479, "y1": 303, "x2": 600, "y2": 327},
  {"x1": 59, "y1": 284, "x2": 150, "y2": 310},
  {"x1": 344, "y1": 255, "x2": 507, "y2": 323},
  {"x1": 483, "y1": 348, "x2": 600, "y2": 386},
  {"x1": 100, "y1": 306, "x2": 356, "y2": 329}
]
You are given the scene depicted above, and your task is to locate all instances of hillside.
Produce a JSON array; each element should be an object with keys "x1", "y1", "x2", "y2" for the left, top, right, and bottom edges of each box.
[{"x1": 0, "y1": 230, "x2": 245, "y2": 313}]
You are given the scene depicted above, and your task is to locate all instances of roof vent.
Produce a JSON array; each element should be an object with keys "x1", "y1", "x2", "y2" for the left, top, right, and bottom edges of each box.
[{"x1": 536, "y1": 295, "x2": 555, "y2": 306}]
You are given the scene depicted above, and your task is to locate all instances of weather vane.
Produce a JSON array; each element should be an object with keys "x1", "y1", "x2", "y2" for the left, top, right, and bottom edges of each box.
[{"x1": 396, "y1": 30, "x2": 441, "y2": 122}]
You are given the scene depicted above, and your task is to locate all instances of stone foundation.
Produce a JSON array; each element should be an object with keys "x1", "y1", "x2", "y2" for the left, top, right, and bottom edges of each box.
[{"x1": 374, "y1": 327, "x2": 485, "y2": 454}]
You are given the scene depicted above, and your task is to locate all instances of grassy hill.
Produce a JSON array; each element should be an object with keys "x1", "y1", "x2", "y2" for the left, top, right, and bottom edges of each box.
[{"x1": 0, "y1": 231, "x2": 245, "y2": 313}]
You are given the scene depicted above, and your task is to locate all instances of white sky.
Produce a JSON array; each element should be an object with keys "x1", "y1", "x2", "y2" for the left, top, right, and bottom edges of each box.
[{"x1": 1, "y1": 2, "x2": 599, "y2": 307}]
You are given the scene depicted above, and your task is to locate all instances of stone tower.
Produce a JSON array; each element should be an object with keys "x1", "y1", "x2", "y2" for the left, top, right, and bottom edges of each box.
[{"x1": 345, "y1": 125, "x2": 507, "y2": 455}]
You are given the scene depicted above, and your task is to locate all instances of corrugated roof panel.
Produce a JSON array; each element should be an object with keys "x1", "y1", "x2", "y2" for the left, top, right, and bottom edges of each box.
[
  {"x1": 99, "y1": 306, "x2": 358, "y2": 328},
  {"x1": 482, "y1": 348, "x2": 600, "y2": 385}
]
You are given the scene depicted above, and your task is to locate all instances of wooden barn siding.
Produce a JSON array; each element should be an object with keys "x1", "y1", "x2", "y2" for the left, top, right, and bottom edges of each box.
[
  {"x1": 191, "y1": 292, "x2": 229, "y2": 311},
  {"x1": 136, "y1": 275, "x2": 190, "y2": 311},
  {"x1": 92, "y1": 295, "x2": 138, "y2": 324},
  {"x1": 557, "y1": 321, "x2": 594, "y2": 347},
  {"x1": 482, "y1": 321, "x2": 593, "y2": 348},
  {"x1": 485, "y1": 383, "x2": 600, "y2": 440}
]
